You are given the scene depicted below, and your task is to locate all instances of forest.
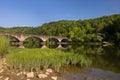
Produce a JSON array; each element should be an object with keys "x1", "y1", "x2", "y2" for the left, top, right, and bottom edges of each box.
[{"x1": 0, "y1": 14, "x2": 120, "y2": 45}]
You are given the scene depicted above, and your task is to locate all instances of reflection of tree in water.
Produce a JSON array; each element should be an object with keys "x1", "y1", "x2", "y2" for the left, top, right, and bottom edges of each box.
[
  {"x1": 93, "y1": 46, "x2": 120, "y2": 73},
  {"x1": 69, "y1": 44, "x2": 103, "y2": 55},
  {"x1": 24, "y1": 37, "x2": 43, "y2": 48},
  {"x1": 90, "y1": 46, "x2": 120, "y2": 73},
  {"x1": 67, "y1": 44, "x2": 102, "y2": 67},
  {"x1": 68, "y1": 44, "x2": 120, "y2": 73},
  {"x1": 46, "y1": 38, "x2": 59, "y2": 48}
]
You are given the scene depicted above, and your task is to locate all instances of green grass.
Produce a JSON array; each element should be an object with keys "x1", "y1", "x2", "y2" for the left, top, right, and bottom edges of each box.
[
  {"x1": 6, "y1": 48, "x2": 92, "y2": 71},
  {"x1": 0, "y1": 36, "x2": 9, "y2": 56}
]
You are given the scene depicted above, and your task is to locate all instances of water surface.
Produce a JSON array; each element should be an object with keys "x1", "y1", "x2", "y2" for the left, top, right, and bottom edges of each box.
[{"x1": 60, "y1": 45, "x2": 120, "y2": 80}]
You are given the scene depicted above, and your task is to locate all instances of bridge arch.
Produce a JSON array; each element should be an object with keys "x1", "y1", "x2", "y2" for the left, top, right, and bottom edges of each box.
[
  {"x1": 23, "y1": 36, "x2": 44, "y2": 48},
  {"x1": 46, "y1": 37, "x2": 59, "y2": 48},
  {"x1": 4, "y1": 34, "x2": 20, "y2": 41},
  {"x1": 4, "y1": 35, "x2": 20, "y2": 46}
]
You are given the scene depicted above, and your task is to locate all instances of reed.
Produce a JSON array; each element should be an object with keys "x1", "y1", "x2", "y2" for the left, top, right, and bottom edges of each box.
[
  {"x1": 0, "y1": 36, "x2": 9, "y2": 56},
  {"x1": 6, "y1": 48, "x2": 92, "y2": 71}
]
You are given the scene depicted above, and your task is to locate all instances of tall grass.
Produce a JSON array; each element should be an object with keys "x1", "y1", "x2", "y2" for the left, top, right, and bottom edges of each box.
[
  {"x1": 0, "y1": 36, "x2": 9, "y2": 56},
  {"x1": 6, "y1": 48, "x2": 92, "y2": 71}
]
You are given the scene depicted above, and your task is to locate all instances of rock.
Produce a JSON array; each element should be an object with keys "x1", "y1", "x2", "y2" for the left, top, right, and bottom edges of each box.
[
  {"x1": 45, "y1": 72, "x2": 50, "y2": 75},
  {"x1": 26, "y1": 72, "x2": 34, "y2": 78},
  {"x1": 0, "y1": 66, "x2": 2, "y2": 69},
  {"x1": 0, "y1": 76, "x2": 3, "y2": 79},
  {"x1": 4, "y1": 62, "x2": 7, "y2": 65},
  {"x1": 4, "y1": 77, "x2": 9, "y2": 80},
  {"x1": 0, "y1": 69, "x2": 4, "y2": 73},
  {"x1": 0, "y1": 66, "x2": 2, "y2": 68},
  {"x1": 16, "y1": 72, "x2": 22, "y2": 76},
  {"x1": 2, "y1": 58, "x2": 6, "y2": 63},
  {"x1": 51, "y1": 76, "x2": 57, "y2": 80},
  {"x1": 38, "y1": 74, "x2": 47, "y2": 78},
  {"x1": 23, "y1": 71, "x2": 27, "y2": 75},
  {"x1": 46, "y1": 69, "x2": 52, "y2": 73}
]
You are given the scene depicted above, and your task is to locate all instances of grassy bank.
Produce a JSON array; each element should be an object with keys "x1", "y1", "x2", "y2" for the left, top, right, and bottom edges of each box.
[
  {"x1": 0, "y1": 36, "x2": 9, "y2": 57},
  {"x1": 6, "y1": 48, "x2": 92, "y2": 71}
]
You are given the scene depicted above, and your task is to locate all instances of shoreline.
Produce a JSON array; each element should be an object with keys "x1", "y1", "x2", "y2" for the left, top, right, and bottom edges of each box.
[
  {"x1": 0, "y1": 58, "x2": 65, "y2": 80},
  {"x1": 1, "y1": 58, "x2": 120, "y2": 80}
]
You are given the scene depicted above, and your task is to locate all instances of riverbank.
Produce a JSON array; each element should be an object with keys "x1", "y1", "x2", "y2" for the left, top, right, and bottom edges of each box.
[
  {"x1": 1, "y1": 58, "x2": 120, "y2": 80},
  {"x1": 0, "y1": 58, "x2": 65, "y2": 80},
  {"x1": 0, "y1": 47, "x2": 91, "y2": 80}
]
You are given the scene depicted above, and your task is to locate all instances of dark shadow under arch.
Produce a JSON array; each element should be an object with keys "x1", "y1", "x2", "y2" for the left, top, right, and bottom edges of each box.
[
  {"x1": 61, "y1": 38, "x2": 69, "y2": 48},
  {"x1": 61, "y1": 38, "x2": 69, "y2": 43},
  {"x1": 23, "y1": 37, "x2": 43, "y2": 48},
  {"x1": 46, "y1": 38, "x2": 59, "y2": 48}
]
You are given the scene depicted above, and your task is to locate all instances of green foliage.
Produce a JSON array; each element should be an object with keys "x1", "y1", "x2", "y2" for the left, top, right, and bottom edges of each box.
[
  {"x1": 69, "y1": 27, "x2": 86, "y2": 42},
  {"x1": 102, "y1": 18, "x2": 120, "y2": 44},
  {"x1": 0, "y1": 36, "x2": 9, "y2": 56},
  {"x1": 6, "y1": 48, "x2": 92, "y2": 71}
]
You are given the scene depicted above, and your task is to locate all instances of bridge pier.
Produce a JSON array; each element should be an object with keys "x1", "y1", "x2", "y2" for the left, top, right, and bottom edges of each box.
[
  {"x1": 19, "y1": 41, "x2": 25, "y2": 48},
  {"x1": 56, "y1": 44, "x2": 62, "y2": 49},
  {"x1": 41, "y1": 45, "x2": 47, "y2": 48}
]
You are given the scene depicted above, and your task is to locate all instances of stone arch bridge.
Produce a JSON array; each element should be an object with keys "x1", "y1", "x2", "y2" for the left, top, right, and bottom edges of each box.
[{"x1": 0, "y1": 33, "x2": 69, "y2": 49}]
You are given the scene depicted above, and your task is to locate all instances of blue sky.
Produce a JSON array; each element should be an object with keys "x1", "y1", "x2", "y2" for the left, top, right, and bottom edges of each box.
[{"x1": 0, "y1": 0, "x2": 120, "y2": 27}]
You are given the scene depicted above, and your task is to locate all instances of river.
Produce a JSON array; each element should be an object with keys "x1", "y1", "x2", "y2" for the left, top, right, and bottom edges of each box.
[{"x1": 58, "y1": 45, "x2": 120, "y2": 80}]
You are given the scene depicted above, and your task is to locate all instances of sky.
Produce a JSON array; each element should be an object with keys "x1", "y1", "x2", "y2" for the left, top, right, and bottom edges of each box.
[{"x1": 0, "y1": 0, "x2": 120, "y2": 27}]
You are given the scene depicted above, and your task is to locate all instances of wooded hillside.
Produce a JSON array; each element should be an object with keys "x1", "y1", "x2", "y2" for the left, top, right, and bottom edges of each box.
[{"x1": 0, "y1": 14, "x2": 120, "y2": 44}]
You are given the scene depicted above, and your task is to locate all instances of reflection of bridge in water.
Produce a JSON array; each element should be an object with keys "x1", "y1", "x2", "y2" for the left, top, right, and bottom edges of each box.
[{"x1": 0, "y1": 33, "x2": 70, "y2": 49}]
